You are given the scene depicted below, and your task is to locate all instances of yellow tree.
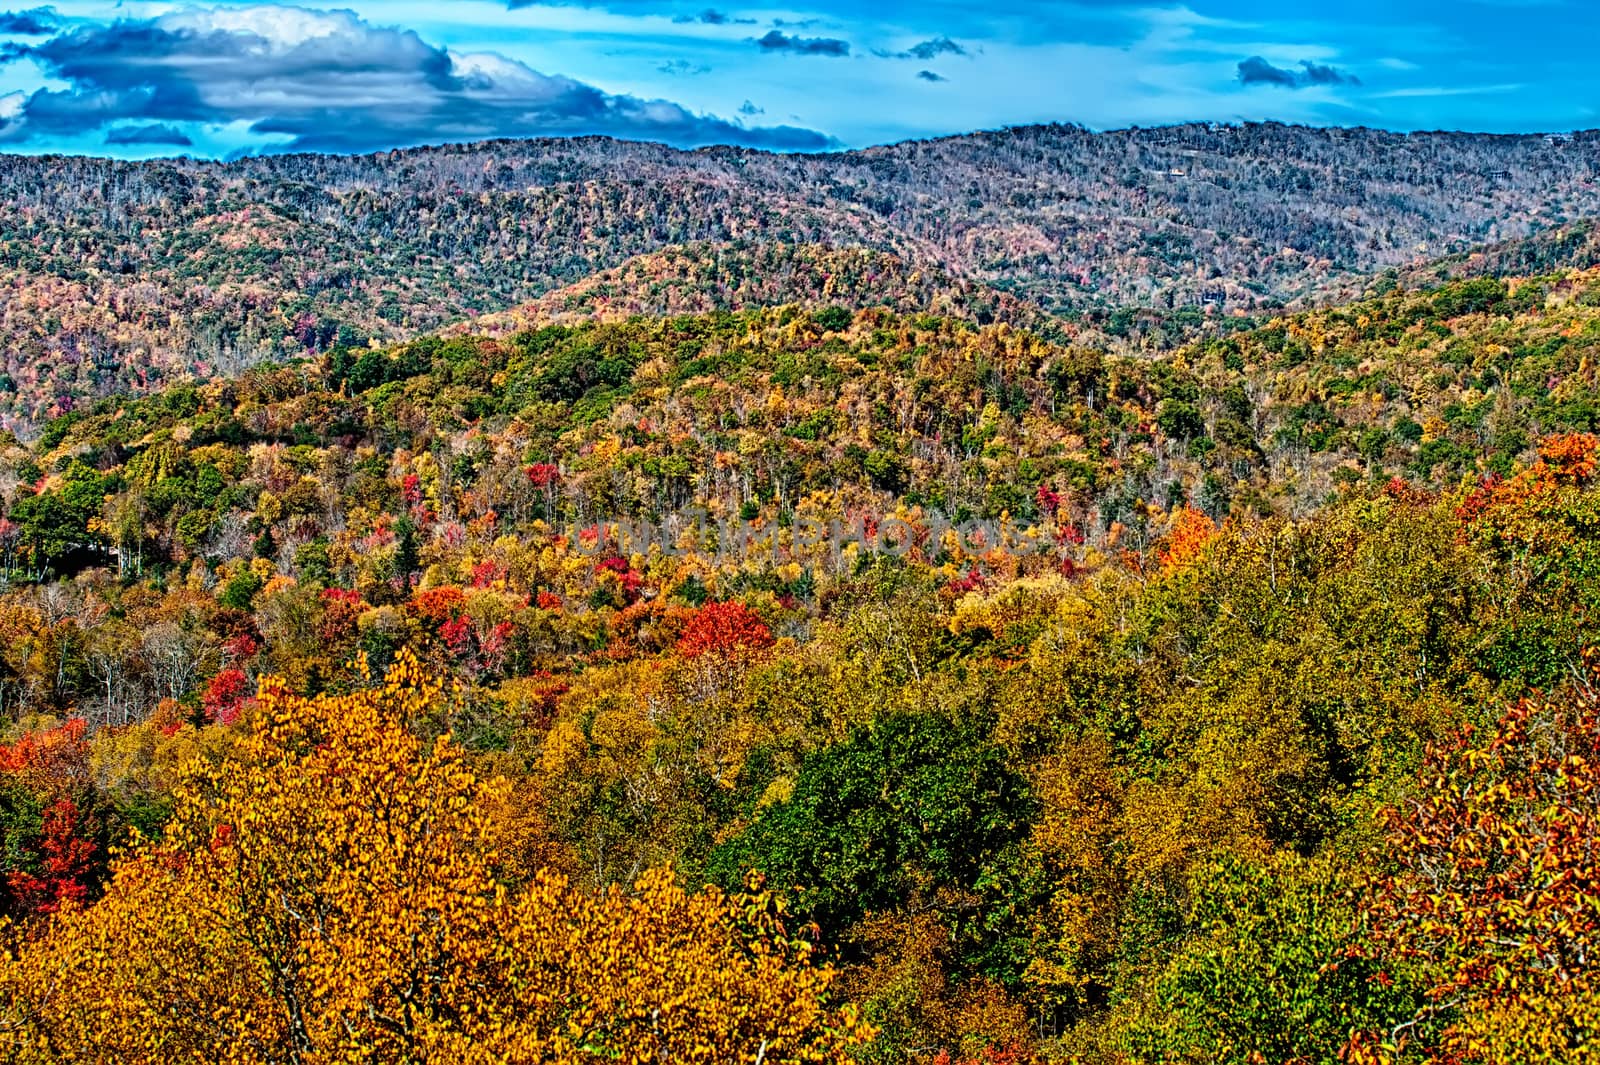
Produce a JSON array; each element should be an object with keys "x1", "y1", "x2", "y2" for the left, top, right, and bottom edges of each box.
[{"x1": 0, "y1": 652, "x2": 869, "y2": 1064}]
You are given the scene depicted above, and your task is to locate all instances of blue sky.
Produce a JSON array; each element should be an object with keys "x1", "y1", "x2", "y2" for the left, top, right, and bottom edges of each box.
[{"x1": 0, "y1": 0, "x2": 1592, "y2": 157}]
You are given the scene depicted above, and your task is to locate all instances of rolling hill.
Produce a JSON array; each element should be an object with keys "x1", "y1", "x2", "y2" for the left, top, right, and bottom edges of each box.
[
  {"x1": 8, "y1": 123, "x2": 1600, "y2": 428},
  {"x1": 8, "y1": 258, "x2": 1600, "y2": 1061}
]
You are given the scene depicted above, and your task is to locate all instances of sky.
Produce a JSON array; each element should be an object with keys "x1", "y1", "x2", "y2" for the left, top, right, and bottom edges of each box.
[{"x1": 0, "y1": 0, "x2": 1593, "y2": 158}]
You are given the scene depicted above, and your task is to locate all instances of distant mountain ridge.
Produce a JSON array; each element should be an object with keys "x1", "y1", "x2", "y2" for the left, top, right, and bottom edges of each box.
[{"x1": 8, "y1": 121, "x2": 1600, "y2": 426}]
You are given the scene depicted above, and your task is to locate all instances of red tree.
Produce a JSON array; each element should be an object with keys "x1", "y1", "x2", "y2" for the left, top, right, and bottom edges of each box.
[
  {"x1": 202, "y1": 668, "x2": 252, "y2": 726},
  {"x1": 676, "y1": 601, "x2": 775, "y2": 659},
  {"x1": 7, "y1": 798, "x2": 93, "y2": 916}
]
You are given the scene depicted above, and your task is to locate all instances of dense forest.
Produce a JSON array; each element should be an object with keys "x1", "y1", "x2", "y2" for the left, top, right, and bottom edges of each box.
[
  {"x1": 3, "y1": 258, "x2": 1600, "y2": 1060},
  {"x1": 8, "y1": 122, "x2": 1600, "y2": 425}
]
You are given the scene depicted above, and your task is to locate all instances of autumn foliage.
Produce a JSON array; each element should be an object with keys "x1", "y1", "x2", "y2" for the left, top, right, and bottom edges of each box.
[
  {"x1": 1348, "y1": 656, "x2": 1600, "y2": 1064},
  {"x1": 0, "y1": 654, "x2": 869, "y2": 1064},
  {"x1": 1156, "y1": 506, "x2": 1215, "y2": 574},
  {"x1": 675, "y1": 600, "x2": 776, "y2": 659},
  {"x1": 14, "y1": 261, "x2": 1600, "y2": 1063}
]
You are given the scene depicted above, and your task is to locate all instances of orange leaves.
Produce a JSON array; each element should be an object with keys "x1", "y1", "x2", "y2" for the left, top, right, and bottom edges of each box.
[
  {"x1": 1457, "y1": 432, "x2": 1600, "y2": 526},
  {"x1": 675, "y1": 601, "x2": 775, "y2": 660},
  {"x1": 0, "y1": 718, "x2": 89, "y2": 798},
  {"x1": 1537, "y1": 431, "x2": 1599, "y2": 484},
  {"x1": 408, "y1": 584, "x2": 467, "y2": 625},
  {"x1": 1156, "y1": 506, "x2": 1215, "y2": 575}
]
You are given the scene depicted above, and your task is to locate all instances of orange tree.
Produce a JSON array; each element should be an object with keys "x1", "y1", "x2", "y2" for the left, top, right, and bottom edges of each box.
[{"x1": 0, "y1": 652, "x2": 869, "y2": 1064}]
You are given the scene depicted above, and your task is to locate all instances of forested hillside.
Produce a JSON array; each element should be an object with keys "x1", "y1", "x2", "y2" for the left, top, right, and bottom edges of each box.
[
  {"x1": 4, "y1": 268, "x2": 1600, "y2": 1061},
  {"x1": 7, "y1": 123, "x2": 1600, "y2": 426},
  {"x1": 451, "y1": 243, "x2": 1062, "y2": 337}
]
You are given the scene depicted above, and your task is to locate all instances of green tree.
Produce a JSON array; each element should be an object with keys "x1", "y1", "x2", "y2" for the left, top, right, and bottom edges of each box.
[{"x1": 1119, "y1": 853, "x2": 1428, "y2": 1065}]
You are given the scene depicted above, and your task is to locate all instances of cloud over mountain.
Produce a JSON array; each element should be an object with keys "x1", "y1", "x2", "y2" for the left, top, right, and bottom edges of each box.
[
  {"x1": 0, "y1": 5, "x2": 834, "y2": 153},
  {"x1": 755, "y1": 29, "x2": 849, "y2": 57},
  {"x1": 1237, "y1": 55, "x2": 1359, "y2": 89},
  {"x1": 105, "y1": 122, "x2": 193, "y2": 147}
]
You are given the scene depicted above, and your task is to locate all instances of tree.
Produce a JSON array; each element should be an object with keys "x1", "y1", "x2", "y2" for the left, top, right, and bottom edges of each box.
[
  {"x1": 1349, "y1": 658, "x2": 1600, "y2": 1064},
  {"x1": 710, "y1": 711, "x2": 1034, "y2": 963},
  {"x1": 676, "y1": 600, "x2": 775, "y2": 660},
  {"x1": 1119, "y1": 854, "x2": 1427, "y2": 1065},
  {"x1": 0, "y1": 652, "x2": 869, "y2": 1064},
  {"x1": 8, "y1": 462, "x2": 106, "y2": 576}
]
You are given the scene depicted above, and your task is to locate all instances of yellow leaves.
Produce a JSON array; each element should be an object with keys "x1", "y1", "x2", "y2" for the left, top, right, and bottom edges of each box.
[
  {"x1": 1, "y1": 651, "x2": 863, "y2": 1064},
  {"x1": 87, "y1": 714, "x2": 239, "y2": 801},
  {"x1": 948, "y1": 576, "x2": 1073, "y2": 643}
]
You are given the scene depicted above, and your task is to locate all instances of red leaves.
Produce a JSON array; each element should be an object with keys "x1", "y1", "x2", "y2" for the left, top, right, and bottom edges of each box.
[
  {"x1": 1384, "y1": 476, "x2": 1434, "y2": 507},
  {"x1": 1056, "y1": 521, "x2": 1086, "y2": 546},
  {"x1": 7, "y1": 798, "x2": 92, "y2": 916},
  {"x1": 439, "y1": 616, "x2": 474, "y2": 658},
  {"x1": 1455, "y1": 433, "x2": 1600, "y2": 530},
  {"x1": 595, "y1": 555, "x2": 643, "y2": 603},
  {"x1": 409, "y1": 586, "x2": 466, "y2": 625},
  {"x1": 480, "y1": 621, "x2": 514, "y2": 675},
  {"x1": 524, "y1": 462, "x2": 560, "y2": 489},
  {"x1": 930, "y1": 1043, "x2": 1038, "y2": 1065},
  {"x1": 1, "y1": 722, "x2": 97, "y2": 917},
  {"x1": 1453, "y1": 473, "x2": 1503, "y2": 523},
  {"x1": 1354, "y1": 657, "x2": 1600, "y2": 1059},
  {"x1": 468, "y1": 559, "x2": 505, "y2": 589},
  {"x1": 202, "y1": 668, "x2": 252, "y2": 726},
  {"x1": 947, "y1": 568, "x2": 987, "y2": 595},
  {"x1": 409, "y1": 586, "x2": 516, "y2": 675},
  {"x1": 318, "y1": 587, "x2": 366, "y2": 645},
  {"x1": 676, "y1": 601, "x2": 775, "y2": 660}
]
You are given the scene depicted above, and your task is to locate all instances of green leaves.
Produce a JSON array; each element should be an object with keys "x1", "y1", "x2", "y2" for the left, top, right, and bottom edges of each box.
[
  {"x1": 711, "y1": 711, "x2": 1034, "y2": 947},
  {"x1": 1119, "y1": 853, "x2": 1429, "y2": 1065}
]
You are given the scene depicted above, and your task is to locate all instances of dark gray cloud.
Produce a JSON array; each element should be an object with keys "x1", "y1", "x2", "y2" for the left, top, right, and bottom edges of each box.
[
  {"x1": 906, "y1": 36, "x2": 965, "y2": 60},
  {"x1": 737, "y1": 99, "x2": 763, "y2": 115},
  {"x1": 1299, "y1": 60, "x2": 1356, "y2": 85},
  {"x1": 1238, "y1": 56, "x2": 1297, "y2": 87},
  {"x1": 875, "y1": 35, "x2": 968, "y2": 62},
  {"x1": 0, "y1": 7, "x2": 55, "y2": 35},
  {"x1": 0, "y1": 6, "x2": 836, "y2": 153},
  {"x1": 1237, "y1": 55, "x2": 1358, "y2": 89},
  {"x1": 916, "y1": 70, "x2": 947, "y2": 83},
  {"x1": 105, "y1": 122, "x2": 193, "y2": 147},
  {"x1": 755, "y1": 29, "x2": 849, "y2": 57},
  {"x1": 673, "y1": 9, "x2": 754, "y2": 25}
]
